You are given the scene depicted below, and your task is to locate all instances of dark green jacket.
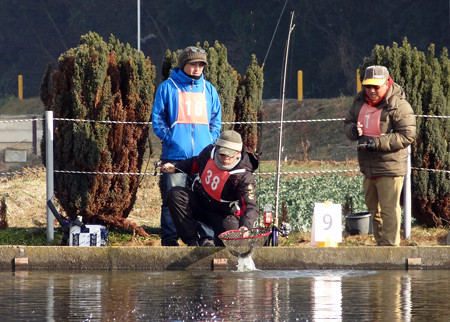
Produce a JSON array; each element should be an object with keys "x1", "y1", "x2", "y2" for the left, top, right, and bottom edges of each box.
[{"x1": 344, "y1": 83, "x2": 416, "y2": 177}]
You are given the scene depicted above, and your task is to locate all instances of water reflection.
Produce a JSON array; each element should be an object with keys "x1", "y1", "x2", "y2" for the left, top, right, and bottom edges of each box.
[
  {"x1": 312, "y1": 275, "x2": 342, "y2": 320},
  {"x1": 0, "y1": 269, "x2": 449, "y2": 321}
]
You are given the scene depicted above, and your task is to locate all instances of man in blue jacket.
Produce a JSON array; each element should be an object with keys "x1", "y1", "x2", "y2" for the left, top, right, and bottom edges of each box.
[{"x1": 152, "y1": 46, "x2": 222, "y2": 246}]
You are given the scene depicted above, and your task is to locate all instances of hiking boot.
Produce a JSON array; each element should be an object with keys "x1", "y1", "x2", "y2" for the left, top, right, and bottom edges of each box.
[
  {"x1": 199, "y1": 238, "x2": 215, "y2": 247},
  {"x1": 161, "y1": 239, "x2": 179, "y2": 246},
  {"x1": 186, "y1": 239, "x2": 199, "y2": 246}
]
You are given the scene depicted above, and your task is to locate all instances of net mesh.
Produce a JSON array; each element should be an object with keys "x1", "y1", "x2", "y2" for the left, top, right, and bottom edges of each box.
[{"x1": 218, "y1": 228, "x2": 271, "y2": 257}]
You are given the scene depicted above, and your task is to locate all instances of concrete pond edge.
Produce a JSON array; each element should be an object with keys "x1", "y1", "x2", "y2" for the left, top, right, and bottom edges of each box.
[{"x1": 1, "y1": 245, "x2": 449, "y2": 271}]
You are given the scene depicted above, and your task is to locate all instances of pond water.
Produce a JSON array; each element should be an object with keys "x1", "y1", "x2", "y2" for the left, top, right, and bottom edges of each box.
[{"x1": 1, "y1": 269, "x2": 449, "y2": 321}]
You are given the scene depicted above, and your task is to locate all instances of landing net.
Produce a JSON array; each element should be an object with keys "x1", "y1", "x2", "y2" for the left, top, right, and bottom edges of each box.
[{"x1": 219, "y1": 228, "x2": 271, "y2": 257}]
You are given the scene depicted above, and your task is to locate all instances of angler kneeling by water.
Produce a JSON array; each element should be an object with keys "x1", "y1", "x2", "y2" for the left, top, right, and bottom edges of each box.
[{"x1": 161, "y1": 130, "x2": 259, "y2": 246}]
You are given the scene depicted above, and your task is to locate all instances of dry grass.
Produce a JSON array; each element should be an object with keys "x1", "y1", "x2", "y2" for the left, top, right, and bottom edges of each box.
[
  {"x1": 1, "y1": 165, "x2": 448, "y2": 247},
  {"x1": 280, "y1": 227, "x2": 448, "y2": 247},
  {"x1": 1, "y1": 169, "x2": 48, "y2": 228},
  {"x1": 0, "y1": 167, "x2": 162, "y2": 229}
]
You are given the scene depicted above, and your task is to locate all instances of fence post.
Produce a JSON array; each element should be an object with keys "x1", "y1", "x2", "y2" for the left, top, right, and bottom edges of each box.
[
  {"x1": 297, "y1": 70, "x2": 303, "y2": 101},
  {"x1": 45, "y1": 111, "x2": 54, "y2": 241},
  {"x1": 32, "y1": 116, "x2": 37, "y2": 155},
  {"x1": 356, "y1": 69, "x2": 362, "y2": 93},
  {"x1": 18, "y1": 75, "x2": 23, "y2": 100},
  {"x1": 403, "y1": 146, "x2": 411, "y2": 240}
]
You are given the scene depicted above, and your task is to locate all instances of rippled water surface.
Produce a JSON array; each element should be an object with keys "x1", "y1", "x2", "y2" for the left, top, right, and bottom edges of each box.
[{"x1": 1, "y1": 269, "x2": 449, "y2": 321}]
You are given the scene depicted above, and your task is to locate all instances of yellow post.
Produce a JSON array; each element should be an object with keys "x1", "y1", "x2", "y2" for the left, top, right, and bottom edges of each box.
[
  {"x1": 18, "y1": 75, "x2": 23, "y2": 100},
  {"x1": 356, "y1": 69, "x2": 362, "y2": 93},
  {"x1": 297, "y1": 70, "x2": 303, "y2": 101}
]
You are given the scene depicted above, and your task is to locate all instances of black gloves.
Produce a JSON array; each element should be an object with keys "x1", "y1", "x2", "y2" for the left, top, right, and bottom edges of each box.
[
  {"x1": 365, "y1": 139, "x2": 378, "y2": 151},
  {"x1": 359, "y1": 137, "x2": 379, "y2": 151}
]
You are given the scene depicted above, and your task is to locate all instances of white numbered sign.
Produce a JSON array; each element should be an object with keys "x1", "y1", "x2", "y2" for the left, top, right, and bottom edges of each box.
[{"x1": 311, "y1": 202, "x2": 342, "y2": 245}]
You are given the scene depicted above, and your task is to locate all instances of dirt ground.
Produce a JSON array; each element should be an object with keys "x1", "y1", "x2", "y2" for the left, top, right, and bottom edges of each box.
[{"x1": 1, "y1": 167, "x2": 448, "y2": 247}]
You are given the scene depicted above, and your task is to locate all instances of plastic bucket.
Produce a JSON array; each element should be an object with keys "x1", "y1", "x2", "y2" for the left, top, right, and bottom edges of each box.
[{"x1": 345, "y1": 212, "x2": 372, "y2": 235}]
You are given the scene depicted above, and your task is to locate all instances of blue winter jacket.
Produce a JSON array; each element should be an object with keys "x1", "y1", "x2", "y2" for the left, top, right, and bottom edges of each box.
[{"x1": 152, "y1": 67, "x2": 222, "y2": 160}]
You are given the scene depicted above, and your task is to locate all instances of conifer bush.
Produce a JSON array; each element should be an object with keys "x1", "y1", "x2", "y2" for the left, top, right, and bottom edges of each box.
[
  {"x1": 40, "y1": 32, "x2": 155, "y2": 235},
  {"x1": 234, "y1": 54, "x2": 264, "y2": 153},
  {"x1": 203, "y1": 41, "x2": 239, "y2": 132}
]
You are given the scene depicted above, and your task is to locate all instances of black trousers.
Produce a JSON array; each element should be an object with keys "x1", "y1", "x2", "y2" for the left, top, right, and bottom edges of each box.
[{"x1": 166, "y1": 186, "x2": 240, "y2": 246}]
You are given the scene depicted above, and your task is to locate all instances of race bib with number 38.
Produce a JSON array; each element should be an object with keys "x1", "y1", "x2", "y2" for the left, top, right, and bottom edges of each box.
[{"x1": 201, "y1": 159, "x2": 230, "y2": 201}]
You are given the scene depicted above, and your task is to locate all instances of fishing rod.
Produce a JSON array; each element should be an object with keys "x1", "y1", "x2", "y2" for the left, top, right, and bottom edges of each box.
[
  {"x1": 274, "y1": 11, "x2": 295, "y2": 231},
  {"x1": 262, "y1": 11, "x2": 295, "y2": 247}
]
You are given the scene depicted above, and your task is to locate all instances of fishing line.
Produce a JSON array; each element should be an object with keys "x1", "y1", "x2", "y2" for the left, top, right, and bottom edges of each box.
[
  {"x1": 259, "y1": 0, "x2": 288, "y2": 226},
  {"x1": 262, "y1": 0, "x2": 289, "y2": 69}
]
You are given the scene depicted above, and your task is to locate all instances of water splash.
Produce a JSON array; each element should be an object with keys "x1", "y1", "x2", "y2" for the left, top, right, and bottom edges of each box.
[{"x1": 236, "y1": 255, "x2": 257, "y2": 271}]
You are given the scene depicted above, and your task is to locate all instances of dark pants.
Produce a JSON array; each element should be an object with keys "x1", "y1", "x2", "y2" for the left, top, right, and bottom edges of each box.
[
  {"x1": 160, "y1": 171, "x2": 214, "y2": 245},
  {"x1": 166, "y1": 186, "x2": 240, "y2": 246}
]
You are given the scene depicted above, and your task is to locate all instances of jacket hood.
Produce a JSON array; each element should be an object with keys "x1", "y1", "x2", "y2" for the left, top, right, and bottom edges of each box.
[
  {"x1": 241, "y1": 150, "x2": 259, "y2": 172},
  {"x1": 382, "y1": 82, "x2": 407, "y2": 110},
  {"x1": 170, "y1": 67, "x2": 204, "y2": 87},
  {"x1": 208, "y1": 145, "x2": 259, "y2": 172}
]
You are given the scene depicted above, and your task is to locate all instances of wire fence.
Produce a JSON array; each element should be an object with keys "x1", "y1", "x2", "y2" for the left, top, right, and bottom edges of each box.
[
  {"x1": 0, "y1": 114, "x2": 448, "y2": 177},
  {"x1": 1, "y1": 113, "x2": 448, "y2": 239}
]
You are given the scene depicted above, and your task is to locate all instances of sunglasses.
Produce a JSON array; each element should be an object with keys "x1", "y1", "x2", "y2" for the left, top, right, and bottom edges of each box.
[
  {"x1": 364, "y1": 83, "x2": 385, "y2": 90},
  {"x1": 189, "y1": 48, "x2": 206, "y2": 53},
  {"x1": 364, "y1": 85, "x2": 380, "y2": 90}
]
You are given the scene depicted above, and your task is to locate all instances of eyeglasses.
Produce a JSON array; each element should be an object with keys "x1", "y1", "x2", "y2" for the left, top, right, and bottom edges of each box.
[{"x1": 189, "y1": 48, "x2": 206, "y2": 53}]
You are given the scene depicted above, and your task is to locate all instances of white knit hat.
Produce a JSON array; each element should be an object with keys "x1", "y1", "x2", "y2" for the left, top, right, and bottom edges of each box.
[{"x1": 215, "y1": 130, "x2": 243, "y2": 157}]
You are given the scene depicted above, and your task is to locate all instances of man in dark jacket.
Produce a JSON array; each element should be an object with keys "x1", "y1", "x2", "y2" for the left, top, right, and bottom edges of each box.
[
  {"x1": 161, "y1": 130, "x2": 259, "y2": 246},
  {"x1": 344, "y1": 65, "x2": 416, "y2": 246}
]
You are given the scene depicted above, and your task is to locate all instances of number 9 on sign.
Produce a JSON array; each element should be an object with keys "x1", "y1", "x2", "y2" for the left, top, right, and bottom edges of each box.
[
  {"x1": 322, "y1": 214, "x2": 332, "y2": 230},
  {"x1": 312, "y1": 202, "x2": 342, "y2": 243}
]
